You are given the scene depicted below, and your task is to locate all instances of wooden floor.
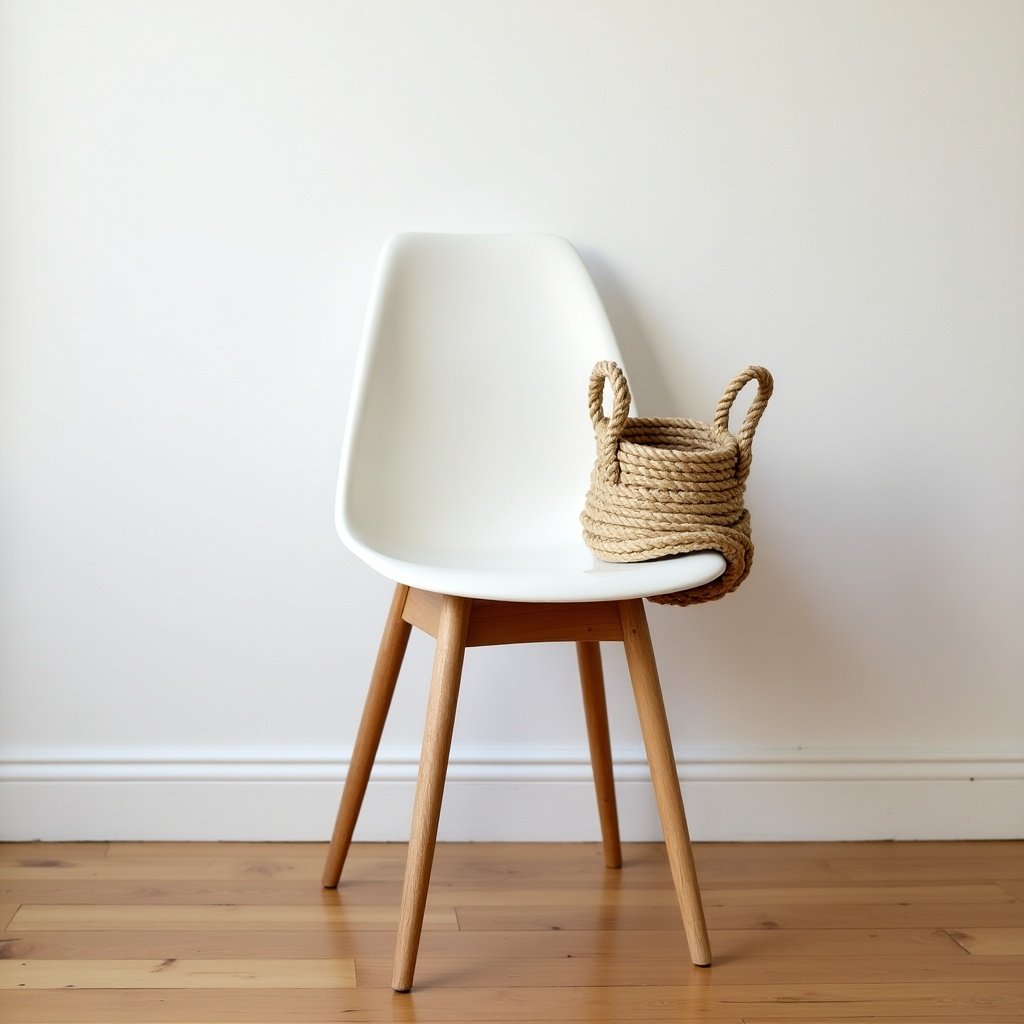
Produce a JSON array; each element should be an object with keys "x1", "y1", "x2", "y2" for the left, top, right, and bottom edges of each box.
[{"x1": 1, "y1": 840, "x2": 1022, "y2": 1022}]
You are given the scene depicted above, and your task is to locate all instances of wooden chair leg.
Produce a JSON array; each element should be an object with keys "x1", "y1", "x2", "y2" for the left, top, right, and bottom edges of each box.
[
  {"x1": 576, "y1": 641, "x2": 622, "y2": 868},
  {"x1": 619, "y1": 599, "x2": 712, "y2": 967},
  {"x1": 392, "y1": 594, "x2": 472, "y2": 993},
  {"x1": 322, "y1": 584, "x2": 411, "y2": 889}
]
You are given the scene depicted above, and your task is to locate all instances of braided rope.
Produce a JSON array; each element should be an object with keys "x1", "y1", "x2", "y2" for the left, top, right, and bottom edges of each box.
[{"x1": 581, "y1": 362, "x2": 773, "y2": 607}]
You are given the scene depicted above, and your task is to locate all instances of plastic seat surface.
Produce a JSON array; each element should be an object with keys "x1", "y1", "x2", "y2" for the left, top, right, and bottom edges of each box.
[{"x1": 337, "y1": 233, "x2": 726, "y2": 603}]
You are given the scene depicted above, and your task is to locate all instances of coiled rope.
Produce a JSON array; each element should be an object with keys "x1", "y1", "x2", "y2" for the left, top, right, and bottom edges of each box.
[{"x1": 581, "y1": 361, "x2": 773, "y2": 606}]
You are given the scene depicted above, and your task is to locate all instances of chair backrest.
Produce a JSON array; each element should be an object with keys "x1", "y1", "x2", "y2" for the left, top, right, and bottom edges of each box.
[{"x1": 337, "y1": 234, "x2": 626, "y2": 561}]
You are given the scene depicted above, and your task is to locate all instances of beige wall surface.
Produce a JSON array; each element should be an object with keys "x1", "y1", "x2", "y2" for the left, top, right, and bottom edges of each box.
[{"x1": 1, "y1": 0, "x2": 1021, "y2": 840}]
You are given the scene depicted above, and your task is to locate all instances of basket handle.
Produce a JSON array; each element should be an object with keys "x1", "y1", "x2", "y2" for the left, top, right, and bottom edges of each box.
[
  {"x1": 588, "y1": 361, "x2": 631, "y2": 485},
  {"x1": 714, "y1": 365, "x2": 773, "y2": 478}
]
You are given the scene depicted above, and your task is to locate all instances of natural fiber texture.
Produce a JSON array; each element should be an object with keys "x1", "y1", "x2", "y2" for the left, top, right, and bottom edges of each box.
[{"x1": 581, "y1": 361, "x2": 773, "y2": 606}]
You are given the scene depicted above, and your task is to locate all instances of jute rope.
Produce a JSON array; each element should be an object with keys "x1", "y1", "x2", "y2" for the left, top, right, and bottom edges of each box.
[{"x1": 581, "y1": 361, "x2": 773, "y2": 606}]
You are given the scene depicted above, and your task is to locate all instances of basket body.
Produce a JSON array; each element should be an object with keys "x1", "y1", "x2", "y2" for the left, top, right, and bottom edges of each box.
[{"x1": 581, "y1": 363, "x2": 772, "y2": 607}]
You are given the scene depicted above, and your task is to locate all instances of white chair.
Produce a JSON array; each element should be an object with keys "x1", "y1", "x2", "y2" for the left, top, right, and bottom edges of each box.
[{"x1": 322, "y1": 233, "x2": 726, "y2": 991}]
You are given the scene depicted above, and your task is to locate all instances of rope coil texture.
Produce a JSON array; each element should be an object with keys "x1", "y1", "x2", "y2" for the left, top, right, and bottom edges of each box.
[{"x1": 581, "y1": 361, "x2": 773, "y2": 606}]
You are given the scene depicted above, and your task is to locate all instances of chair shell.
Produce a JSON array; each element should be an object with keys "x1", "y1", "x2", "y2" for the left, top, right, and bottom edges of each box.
[{"x1": 336, "y1": 233, "x2": 726, "y2": 601}]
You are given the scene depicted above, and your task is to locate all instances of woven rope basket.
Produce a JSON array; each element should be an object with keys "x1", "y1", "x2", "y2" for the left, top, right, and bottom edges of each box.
[{"x1": 581, "y1": 361, "x2": 773, "y2": 606}]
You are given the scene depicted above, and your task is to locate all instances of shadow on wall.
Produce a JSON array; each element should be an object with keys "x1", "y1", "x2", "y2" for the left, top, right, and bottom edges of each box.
[
  {"x1": 649, "y1": 519, "x2": 874, "y2": 743},
  {"x1": 578, "y1": 246, "x2": 682, "y2": 413}
]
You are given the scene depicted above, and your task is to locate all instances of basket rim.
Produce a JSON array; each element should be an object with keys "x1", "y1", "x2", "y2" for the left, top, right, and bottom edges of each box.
[
  {"x1": 619, "y1": 415, "x2": 735, "y2": 438},
  {"x1": 616, "y1": 417, "x2": 739, "y2": 462}
]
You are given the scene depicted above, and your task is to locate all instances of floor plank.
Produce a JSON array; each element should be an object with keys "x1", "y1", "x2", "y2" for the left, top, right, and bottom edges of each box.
[
  {"x1": 0, "y1": 843, "x2": 109, "y2": 862},
  {"x1": 0, "y1": 926, "x2": 967, "y2": 960},
  {"x1": 947, "y1": 926, "x2": 1024, "y2": 955},
  {"x1": 0, "y1": 878, "x2": 398, "y2": 905},
  {"x1": 0, "y1": 857, "x2": 330, "y2": 881},
  {"x1": 100, "y1": 841, "x2": 328, "y2": 859},
  {"x1": 697, "y1": 839, "x2": 1024, "y2": 861},
  {"x1": 427, "y1": 881, "x2": 1013, "y2": 907},
  {"x1": 834, "y1": 857, "x2": 1024, "y2": 881},
  {"x1": 0, "y1": 957, "x2": 355, "y2": 990},
  {"x1": 702, "y1": 882, "x2": 1012, "y2": 905},
  {"x1": 454, "y1": 899, "x2": 1024, "y2": 931},
  {"x1": 7, "y1": 904, "x2": 458, "y2": 930}
]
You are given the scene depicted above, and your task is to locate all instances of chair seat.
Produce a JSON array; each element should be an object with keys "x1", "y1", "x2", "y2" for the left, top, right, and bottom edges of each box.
[{"x1": 344, "y1": 532, "x2": 727, "y2": 603}]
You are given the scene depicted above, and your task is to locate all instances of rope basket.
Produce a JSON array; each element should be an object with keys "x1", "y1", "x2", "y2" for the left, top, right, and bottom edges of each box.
[{"x1": 581, "y1": 361, "x2": 773, "y2": 606}]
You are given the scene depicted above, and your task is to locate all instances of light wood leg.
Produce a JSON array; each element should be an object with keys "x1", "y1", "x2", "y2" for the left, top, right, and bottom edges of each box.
[
  {"x1": 619, "y1": 599, "x2": 711, "y2": 967},
  {"x1": 576, "y1": 641, "x2": 622, "y2": 869},
  {"x1": 392, "y1": 594, "x2": 472, "y2": 993},
  {"x1": 322, "y1": 584, "x2": 411, "y2": 889}
]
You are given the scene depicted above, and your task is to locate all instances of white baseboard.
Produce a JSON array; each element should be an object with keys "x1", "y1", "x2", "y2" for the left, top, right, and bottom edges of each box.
[{"x1": 2, "y1": 745, "x2": 1021, "y2": 841}]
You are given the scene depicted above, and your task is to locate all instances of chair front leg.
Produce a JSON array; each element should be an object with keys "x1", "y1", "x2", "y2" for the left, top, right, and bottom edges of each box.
[
  {"x1": 620, "y1": 599, "x2": 711, "y2": 967},
  {"x1": 322, "y1": 584, "x2": 411, "y2": 888},
  {"x1": 576, "y1": 641, "x2": 622, "y2": 868},
  {"x1": 392, "y1": 593, "x2": 472, "y2": 993}
]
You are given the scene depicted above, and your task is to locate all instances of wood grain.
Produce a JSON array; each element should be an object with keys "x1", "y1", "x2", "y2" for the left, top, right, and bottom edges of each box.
[
  {"x1": 0, "y1": 957, "x2": 356, "y2": 989},
  {"x1": 947, "y1": 926, "x2": 1024, "y2": 954},
  {"x1": 0, "y1": 842, "x2": 109, "y2": 861},
  {"x1": 454, "y1": 899, "x2": 1024, "y2": 932},
  {"x1": 834, "y1": 857, "x2": 1024, "y2": 881},
  {"x1": 393, "y1": 593, "x2": 471, "y2": 991},
  {"x1": 620, "y1": 598, "x2": 709, "y2": 966},
  {"x1": 0, "y1": 926, "x2": 967, "y2": 961},
  {"x1": 576, "y1": 640, "x2": 622, "y2": 869},
  {"x1": 322, "y1": 583, "x2": 411, "y2": 888},
  {"x1": 0, "y1": 856, "x2": 329, "y2": 880},
  {"x1": 8, "y1": 903, "x2": 457, "y2": 930},
  {"x1": 400, "y1": 589, "x2": 625, "y2": 646}
]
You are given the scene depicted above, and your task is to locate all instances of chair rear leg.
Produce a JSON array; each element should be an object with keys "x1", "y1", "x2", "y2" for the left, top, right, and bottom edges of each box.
[
  {"x1": 619, "y1": 599, "x2": 711, "y2": 966},
  {"x1": 576, "y1": 641, "x2": 622, "y2": 868},
  {"x1": 392, "y1": 594, "x2": 471, "y2": 992},
  {"x1": 322, "y1": 584, "x2": 411, "y2": 888}
]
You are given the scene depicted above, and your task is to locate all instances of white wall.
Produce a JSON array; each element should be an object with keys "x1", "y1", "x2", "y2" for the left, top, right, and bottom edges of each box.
[{"x1": 1, "y1": 0, "x2": 1021, "y2": 841}]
